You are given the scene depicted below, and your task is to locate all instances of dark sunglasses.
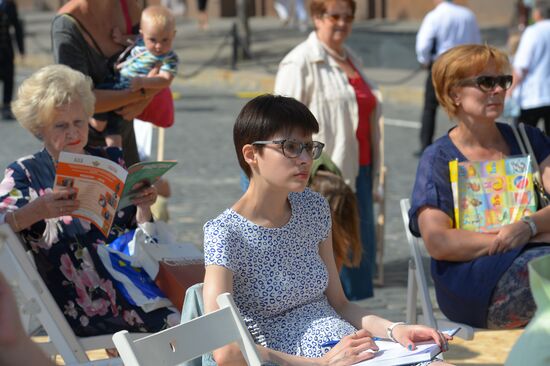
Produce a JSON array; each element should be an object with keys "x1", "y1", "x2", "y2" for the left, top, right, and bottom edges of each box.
[
  {"x1": 252, "y1": 139, "x2": 325, "y2": 160},
  {"x1": 459, "y1": 75, "x2": 513, "y2": 92},
  {"x1": 323, "y1": 13, "x2": 355, "y2": 23}
]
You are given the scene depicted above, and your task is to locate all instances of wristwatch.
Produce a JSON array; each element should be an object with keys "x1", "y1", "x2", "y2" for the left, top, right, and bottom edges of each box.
[{"x1": 521, "y1": 215, "x2": 537, "y2": 237}]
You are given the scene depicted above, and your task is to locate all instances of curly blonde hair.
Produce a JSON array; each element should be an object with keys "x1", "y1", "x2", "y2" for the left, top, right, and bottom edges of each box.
[{"x1": 11, "y1": 65, "x2": 95, "y2": 139}]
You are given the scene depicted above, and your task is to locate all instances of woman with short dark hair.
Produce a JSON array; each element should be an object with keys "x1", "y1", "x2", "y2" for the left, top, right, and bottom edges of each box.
[{"x1": 204, "y1": 94, "x2": 451, "y2": 366}]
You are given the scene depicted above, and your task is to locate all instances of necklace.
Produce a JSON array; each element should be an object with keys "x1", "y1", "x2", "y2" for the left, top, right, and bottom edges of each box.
[{"x1": 321, "y1": 43, "x2": 348, "y2": 62}]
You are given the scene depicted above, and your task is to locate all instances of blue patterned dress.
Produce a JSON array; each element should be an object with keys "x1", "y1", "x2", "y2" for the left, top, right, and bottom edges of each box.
[
  {"x1": 0, "y1": 147, "x2": 180, "y2": 336},
  {"x1": 204, "y1": 188, "x2": 356, "y2": 357}
]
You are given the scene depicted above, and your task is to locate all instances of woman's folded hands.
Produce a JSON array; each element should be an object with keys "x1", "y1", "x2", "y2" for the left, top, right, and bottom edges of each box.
[{"x1": 489, "y1": 221, "x2": 532, "y2": 255}]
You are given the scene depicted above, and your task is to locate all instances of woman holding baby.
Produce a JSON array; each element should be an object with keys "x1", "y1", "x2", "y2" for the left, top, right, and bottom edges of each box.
[{"x1": 51, "y1": 0, "x2": 158, "y2": 166}]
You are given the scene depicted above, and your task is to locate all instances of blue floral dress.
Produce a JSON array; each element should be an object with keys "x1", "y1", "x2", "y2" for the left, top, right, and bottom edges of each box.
[
  {"x1": 204, "y1": 188, "x2": 356, "y2": 357},
  {"x1": 0, "y1": 147, "x2": 179, "y2": 336}
]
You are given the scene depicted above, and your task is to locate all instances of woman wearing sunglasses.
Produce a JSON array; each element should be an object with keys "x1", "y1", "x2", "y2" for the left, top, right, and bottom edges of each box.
[
  {"x1": 275, "y1": 0, "x2": 382, "y2": 302},
  {"x1": 409, "y1": 44, "x2": 550, "y2": 329}
]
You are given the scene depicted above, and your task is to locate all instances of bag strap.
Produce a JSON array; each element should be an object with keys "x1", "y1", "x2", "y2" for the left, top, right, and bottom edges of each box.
[
  {"x1": 514, "y1": 123, "x2": 549, "y2": 208},
  {"x1": 518, "y1": 123, "x2": 548, "y2": 200},
  {"x1": 518, "y1": 123, "x2": 543, "y2": 176},
  {"x1": 512, "y1": 123, "x2": 543, "y2": 182},
  {"x1": 511, "y1": 124, "x2": 527, "y2": 155},
  {"x1": 115, "y1": 39, "x2": 147, "y2": 68},
  {"x1": 61, "y1": 13, "x2": 107, "y2": 59},
  {"x1": 119, "y1": 0, "x2": 133, "y2": 35}
]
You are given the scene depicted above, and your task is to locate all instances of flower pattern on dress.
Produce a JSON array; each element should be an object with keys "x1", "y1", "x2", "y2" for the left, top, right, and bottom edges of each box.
[
  {"x1": 0, "y1": 147, "x2": 179, "y2": 337},
  {"x1": 123, "y1": 309, "x2": 144, "y2": 326},
  {"x1": 79, "y1": 315, "x2": 89, "y2": 327},
  {"x1": 0, "y1": 168, "x2": 21, "y2": 213},
  {"x1": 0, "y1": 168, "x2": 15, "y2": 195},
  {"x1": 204, "y1": 188, "x2": 356, "y2": 358},
  {"x1": 64, "y1": 300, "x2": 78, "y2": 319}
]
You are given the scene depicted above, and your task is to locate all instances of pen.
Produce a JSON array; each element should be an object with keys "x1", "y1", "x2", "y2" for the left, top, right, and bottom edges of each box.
[
  {"x1": 321, "y1": 328, "x2": 461, "y2": 349},
  {"x1": 321, "y1": 337, "x2": 383, "y2": 348},
  {"x1": 442, "y1": 327, "x2": 461, "y2": 337}
]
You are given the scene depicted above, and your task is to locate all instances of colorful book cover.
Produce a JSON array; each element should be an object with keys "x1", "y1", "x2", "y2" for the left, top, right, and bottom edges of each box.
[
  {"x1": 449, "y1": 155, "x2": 536, "y2": 232},
  {"x1": 54, "y1": 152, "x2": 177, "y2": 236}
]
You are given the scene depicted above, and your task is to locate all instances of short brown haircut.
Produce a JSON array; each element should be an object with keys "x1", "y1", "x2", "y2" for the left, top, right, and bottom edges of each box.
[
  {"x1": 432, "y1": 44, "x2": 511, "y2": 118},
  {"x1": 309, "y1": 0, "x2": 357, "y2": 19},
  {"x1": 233, "y1": 94, "x2": 319, "y2": 178}
]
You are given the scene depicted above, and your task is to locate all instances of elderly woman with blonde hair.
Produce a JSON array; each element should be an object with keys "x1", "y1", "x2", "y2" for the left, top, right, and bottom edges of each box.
[
  {"x1": 0, "y1": 65, "x2": 179, "y2": 336},
  {"x1": 409, "y1": 44, "x2": 550, "y2": 329}
]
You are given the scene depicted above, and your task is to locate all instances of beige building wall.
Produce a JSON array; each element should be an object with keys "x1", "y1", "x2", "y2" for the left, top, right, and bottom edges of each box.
[
  {"x1": 386, "y1": 0, "x2": 516, "y2": 26},
  {"x1": 15, "y1": 0, "x2": 68, "y2": 10},
  {"x1": 15, "y1": 0, "x2": 518, "y2": 27}
]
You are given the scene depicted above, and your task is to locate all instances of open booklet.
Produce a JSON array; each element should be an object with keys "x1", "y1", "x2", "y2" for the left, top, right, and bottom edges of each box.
[
  {"x1": 353, "y1": 328, "x2": 459, "y2": 366},
  {"x1": 54, "y1": 151, "x2": 177, "y2": 236}
]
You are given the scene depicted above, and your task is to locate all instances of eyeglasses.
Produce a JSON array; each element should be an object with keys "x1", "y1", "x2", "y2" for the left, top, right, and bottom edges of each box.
[
  {"x1": 323, "y1": 13, "x2": 355, "y2": 23},
  {"x1": 252, "y1": 139, "x2": 325, "y2": 160},
  {"x1": 459, "y1": 75, "x2": 513, "y2": 92}
]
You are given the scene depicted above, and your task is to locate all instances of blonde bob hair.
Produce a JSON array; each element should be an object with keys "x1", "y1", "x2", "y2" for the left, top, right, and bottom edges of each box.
[
  {"x1": 12, "y1": 64, "x2": 95, "y2": 139},
  {"x1": 432, "y1": 44, "x2": 511, "y2": 119}
]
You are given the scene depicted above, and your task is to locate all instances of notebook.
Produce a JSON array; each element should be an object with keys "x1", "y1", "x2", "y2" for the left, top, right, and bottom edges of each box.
[{"x1": 353, "y1": 328, "x2": 459, "y2": 366}]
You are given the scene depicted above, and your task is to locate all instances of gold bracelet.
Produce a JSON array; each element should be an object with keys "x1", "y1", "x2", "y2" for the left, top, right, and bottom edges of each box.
[{"x1": 10, "y1": 211, "x2": 20, "y2": 232}]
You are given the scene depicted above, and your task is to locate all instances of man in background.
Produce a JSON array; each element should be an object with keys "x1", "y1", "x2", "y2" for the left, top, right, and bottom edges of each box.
[
  {"x1": 274, "y1": 0, "x2": 308, "y2": 32},
  {"x1": 0, "y1": 0, "x2": 24, "y2": 121},
  {"x1": 415, "y1": 0, "x2": 481, "y2": 155},
  {"x1": 511, "y1": 0, "x2": 550, "y2": 134}
]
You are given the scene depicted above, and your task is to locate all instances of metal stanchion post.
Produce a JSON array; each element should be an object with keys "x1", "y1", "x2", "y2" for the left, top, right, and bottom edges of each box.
[
  {"x1": 231, "y1": 22, "x2": 238, "y2": 70},
  {"x1": 236, "y1": 0, "x2": 250, "y2": 59}
]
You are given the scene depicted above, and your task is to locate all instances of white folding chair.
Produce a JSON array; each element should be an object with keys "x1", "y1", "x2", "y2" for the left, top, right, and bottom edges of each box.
[
  {"x1": 113, "y1": 292, "x2": 263, "y2": 366},
  {"x1": 0, "y1": 224, "x2": 151, "y2": 365},
  {"x1": 399, "y1": 199, "x2": 475, "y2": 340}
]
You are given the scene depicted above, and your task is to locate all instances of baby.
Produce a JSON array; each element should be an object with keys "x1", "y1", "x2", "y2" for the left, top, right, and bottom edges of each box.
[{"x1": 94, "y1": 5, "x2": 179, "y2": 147}]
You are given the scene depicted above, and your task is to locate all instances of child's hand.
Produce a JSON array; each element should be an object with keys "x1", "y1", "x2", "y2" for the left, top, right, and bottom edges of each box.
[
  {"x1": 112, "y1": 27, "x2": 125, "y2": 45},
  {"x1": 129, "y1": 77, "x2": 144, "y2": 91}
]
